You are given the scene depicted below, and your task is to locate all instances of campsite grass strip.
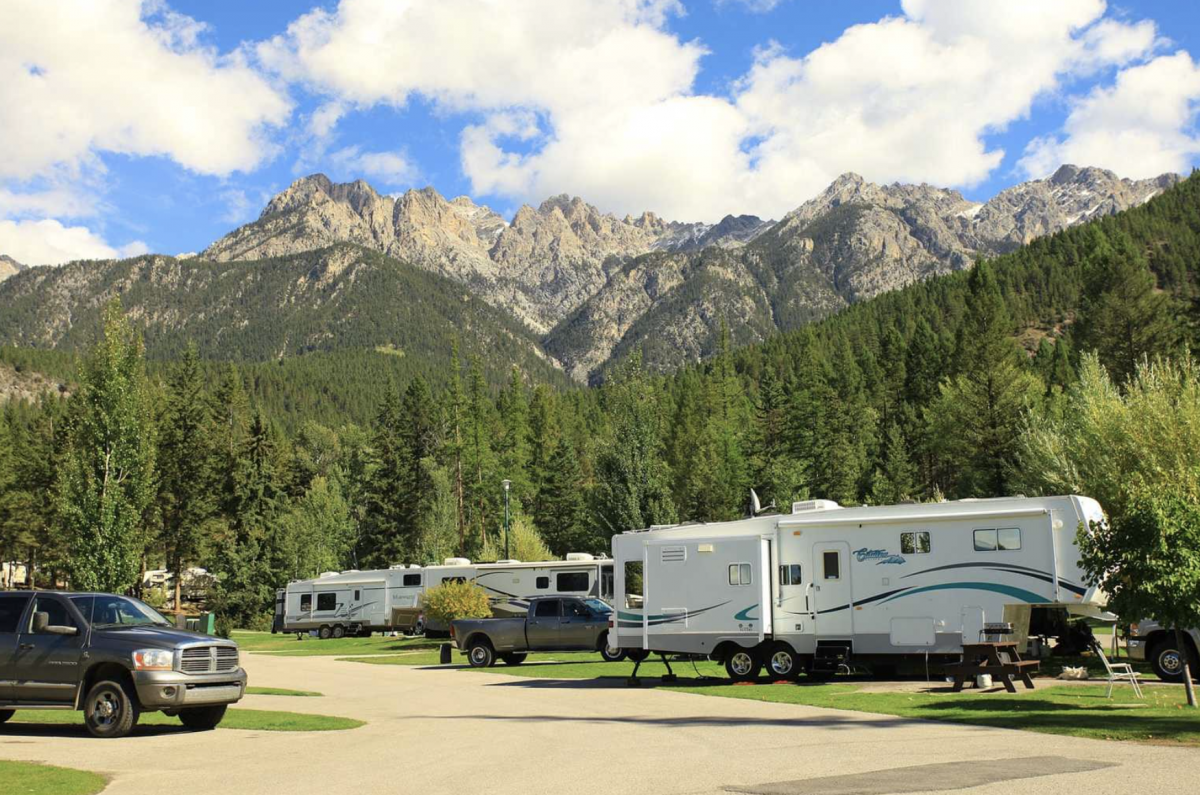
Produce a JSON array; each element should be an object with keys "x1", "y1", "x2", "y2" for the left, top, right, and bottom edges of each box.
[
  {"x1": 245, "y1": 686, "x2": 324, "y2": 697},
  {"x1": 339, "y1": 650, "x2": 445, "y2": 666},
  {"x1": 232, "y1": 629, "x2": 441, "y2": 657},
  {"x1": 0, "y1": 760, "x2": 107, "y2": 795},
  {"x1": 8, "y1": 708, "x2": 363, "y2": 733}
]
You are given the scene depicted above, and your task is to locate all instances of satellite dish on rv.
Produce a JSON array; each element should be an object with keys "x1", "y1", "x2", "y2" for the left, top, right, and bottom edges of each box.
[{"x1": 750, "y1": 489, "x2": 776, "y2": 516}]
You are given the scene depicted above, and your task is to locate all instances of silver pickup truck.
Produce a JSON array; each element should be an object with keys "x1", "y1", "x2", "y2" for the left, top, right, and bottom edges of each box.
[
  {"x1": 1126, "y1": 620, "x2": 1199, "y2": 682},
  {"x1": 451, "y1": 596, "x2": 625, "y2": 667}
]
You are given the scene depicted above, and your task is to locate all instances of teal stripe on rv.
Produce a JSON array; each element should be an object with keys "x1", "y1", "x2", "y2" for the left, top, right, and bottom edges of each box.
[
  {"x1": 734, "y1": 604, "x2": 759, "y2": 621},
  {"x1": 878, "y1": 582, "x2": 1047, "y2": 605}
]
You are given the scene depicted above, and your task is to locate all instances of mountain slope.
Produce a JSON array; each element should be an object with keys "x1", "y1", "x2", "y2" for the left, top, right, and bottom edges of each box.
[
  {"x1": 0, "y1": 244, "x2": 569, "y2": 386},
  {"x1": 547, "y1": 166, "x2": 1179, "y2": 380},
  {"x1": 0, "y1": 254, "x2": 26, "y2": 283}
]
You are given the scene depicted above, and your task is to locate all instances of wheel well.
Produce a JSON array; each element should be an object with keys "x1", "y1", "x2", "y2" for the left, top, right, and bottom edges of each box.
[
  {"x1": 595, "y1": 630, "x2": 609, "y2": 651},
  {"x1": 79, "y1": 662, "x2": 134, "y2": 710},
  {"x1": 465, "y1": 633, "x2": 493, "y2": 650},
  {"x1": 1148, "y1": 630, "x2": 1199, "y2": 656},
  {"x1": 712, "y1": 641, "x2": 752, "y2": 663}
]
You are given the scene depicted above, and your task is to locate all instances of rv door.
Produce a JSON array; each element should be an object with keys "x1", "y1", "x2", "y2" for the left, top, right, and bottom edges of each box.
[{"x1": 812, "y1": 541, "x2": 853, "y2": 638}]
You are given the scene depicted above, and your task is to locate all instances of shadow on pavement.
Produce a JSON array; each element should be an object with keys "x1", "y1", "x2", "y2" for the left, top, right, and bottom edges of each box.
[
  {"x1": 0, "y1": 723, "x2": 188, "y2": 739},
  {"x1": 407, "y1": 711, "x2": 928, "y2": 730}
]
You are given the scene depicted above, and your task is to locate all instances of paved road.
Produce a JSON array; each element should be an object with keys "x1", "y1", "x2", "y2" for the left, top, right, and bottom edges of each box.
[{"x1": 2, "y1": 653, "x2": 1197, "y2": 794}]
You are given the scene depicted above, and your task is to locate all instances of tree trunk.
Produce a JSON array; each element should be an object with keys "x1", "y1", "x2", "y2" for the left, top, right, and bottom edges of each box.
[{"x1": 1176, "y1": 628, "x2": 1197, "y2": 708}]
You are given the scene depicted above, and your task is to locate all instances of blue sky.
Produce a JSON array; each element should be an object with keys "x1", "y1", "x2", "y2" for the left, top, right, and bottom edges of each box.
[{"x1": 1, "y1": 0, "x2": 1198, "y2": 264}]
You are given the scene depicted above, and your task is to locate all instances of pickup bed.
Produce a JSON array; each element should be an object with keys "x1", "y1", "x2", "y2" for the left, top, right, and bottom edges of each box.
[{"x1": 451, "y1": 596, "x2": 624, "y2": 667}]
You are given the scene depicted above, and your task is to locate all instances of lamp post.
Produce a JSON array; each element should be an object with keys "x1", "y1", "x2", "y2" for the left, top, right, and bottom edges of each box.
[{"x1": 502, "y1": 479, "x2": 512, "y2": 561}]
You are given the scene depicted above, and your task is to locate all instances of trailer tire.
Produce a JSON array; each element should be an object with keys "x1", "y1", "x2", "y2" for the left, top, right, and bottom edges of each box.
[
  {"x1": 501, "y1": 653, "x2": 527, "y2": 666},
  {"x1": 318, "y1": 625, "x2": 332, "y2": 640},
  {"x1": 358, "y1": 628, "x2": 373, "y2": 638},
  {"x1": 1149, "y1": 639, "x2": 1195, "y2": 683},
  {"x1": 467, "y1": 639, "x2": 496, "y2": 668},
  {"x1": 601, "y1": 645, "x2": 627, "y2": 663},
  {"x1": 331, "y1": 624, "x2": 346, "y2": 639},
  {"x1": 0, "y1": 709, "x2": 13, "y2": 725},
  {"x1": 766, "y1": 644, "x2": 801, "y2": 680},
  {"x1": 627, "y1": 648, "x2": 651, "y2": 663},
  {"x1": 725, "y1": 648, "x2": 762, "y2": 683}
]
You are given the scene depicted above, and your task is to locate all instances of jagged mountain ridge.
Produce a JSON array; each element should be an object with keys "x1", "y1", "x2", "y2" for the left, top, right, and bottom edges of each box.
[
  {"x1": 545, "y1": 165, "x2": 1179, "y2": 380},
  {"x1": 203, "y1": 175, "x2": 766, "y2": 334}
]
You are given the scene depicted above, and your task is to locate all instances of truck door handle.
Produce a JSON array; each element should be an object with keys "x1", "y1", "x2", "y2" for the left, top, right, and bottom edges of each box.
[{"x1": 19, "y1": 643, "x2": 35, "y2": 650}]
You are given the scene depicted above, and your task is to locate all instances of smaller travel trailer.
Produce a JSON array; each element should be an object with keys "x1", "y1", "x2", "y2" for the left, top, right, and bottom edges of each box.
[
  {"x1": 610, "y1": 495, "x2": 1108, "y2": 680},
  {"x1": 273, "y1": 554, "x2": 614, "y2": 638}
]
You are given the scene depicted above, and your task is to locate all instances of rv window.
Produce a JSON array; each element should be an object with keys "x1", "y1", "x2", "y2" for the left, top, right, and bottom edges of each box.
[
  {"x1": 823, "y1": 551, "x2": 840, "y2": 580},
  {"x1": 557, "y1": 572, "x2": 589, "y2": 592},
  {"x1": 354, "y1": 590, "x2": 361, "y2": 601},
  {"x1": 300, "y1": 594, "x2": 312, "y2": 612},
  {"x1": 536, "y1": 576, "x2": 550, "y2": 589},
  {"x1": 316, "y1": 593, "x2": 337, "y2": 611},
  {"x1": 998, "y1": 528, "x2": 1022, "y2": 551},
  {"x1": 442, "y1": 576, "x2": 466, "y2": 585},
  {"x1": 728, "y1": 563, "x2": 752, "y2": 586},
  {"x1": 403, "y1": 574, "x2": 422, "y2": 587},
  {"x1": 973, "y1": 529, "x2": 998, "y2": 551},
  {"x1": 624, "y1": 562, "x2": 643, "y2": 608},
  {"x1": 901, "y1": 531, "x2": 931, "y2": 554},
  {"x1": 534, "y1": 600, "x2": 560, "y2": 618},
  {"x1": 600, "y1": 567, "x2": 614, "y2": 601},
  {"x1": 779, "y1": 564, "x2": 802, "y2": 585}
]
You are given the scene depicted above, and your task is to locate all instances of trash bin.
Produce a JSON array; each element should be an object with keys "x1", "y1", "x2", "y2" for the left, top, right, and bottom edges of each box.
[{"x1": 195, "y1": 613, "x2": 216, "y2": 635}]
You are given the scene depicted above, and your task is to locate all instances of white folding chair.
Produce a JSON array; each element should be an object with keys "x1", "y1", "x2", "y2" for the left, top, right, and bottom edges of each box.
[{"x1": 1093, "y1": 641, "x2": 1144, "y2": 699}]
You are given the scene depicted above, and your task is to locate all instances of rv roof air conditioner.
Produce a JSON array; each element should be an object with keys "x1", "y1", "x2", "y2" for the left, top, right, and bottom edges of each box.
[
  {"x1": 565, "y1": 553, "x2": 595, "y2": 561},
  {"x1": 791, "y1": 499, "x2": 841, "y2": 514},
  {"x1": 495, "y1": 559, "x2": 522, "y2": 565},
  {"x1": 318, "y1": 571, "x2": 339, "y2": 578},
  {"x1": 443, "y1": 557, "x2": 472, "y2": 566}
]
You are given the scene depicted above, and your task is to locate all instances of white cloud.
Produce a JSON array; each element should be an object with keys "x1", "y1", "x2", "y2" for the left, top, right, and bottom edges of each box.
[
  {"x1": 718, "y1": 0, "x2": 788, "y2": 13},
  {"x1": 329, "y1": 146, "x2": 418, "y2": 187},
  {"x1": 0, "y1": 218, "x2": 147, "y2": 266},
  {"x1": 0, "y1": 186, "x2": 100, "y2": 219},
  {"x1": 260, "y1": 0, "x2": 1171, "y2": 222},
  {"x1": 0, "y1": 0, "x2": 292, "y2": 181},
  {"x1": 1020, "y1": 51, "x2": 1200, "y2": 179}
]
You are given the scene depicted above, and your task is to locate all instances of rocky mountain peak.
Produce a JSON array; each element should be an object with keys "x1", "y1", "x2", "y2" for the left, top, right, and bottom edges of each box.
[{"x1": 0, "y1": 254, "x2": 26, "y2": 283}]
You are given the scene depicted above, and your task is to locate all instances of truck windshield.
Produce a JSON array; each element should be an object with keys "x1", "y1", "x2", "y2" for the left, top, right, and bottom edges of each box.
[
  {"x1": 72, "y1": 595, "x2": 172, "y2": 629},
  {"x1": 584, "y1": 599, "x2": 612, "y2": 615}
]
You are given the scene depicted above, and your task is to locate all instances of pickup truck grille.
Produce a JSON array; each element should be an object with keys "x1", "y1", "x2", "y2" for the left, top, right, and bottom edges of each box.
[{"x1": 179, "y1": 646, "x2": 239, "y2": 674}]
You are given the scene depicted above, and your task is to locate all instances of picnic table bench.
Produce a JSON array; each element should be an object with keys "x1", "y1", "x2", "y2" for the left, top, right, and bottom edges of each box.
[{"x1": 945, "y1": 641, "x2": 1039, "y2": 693}]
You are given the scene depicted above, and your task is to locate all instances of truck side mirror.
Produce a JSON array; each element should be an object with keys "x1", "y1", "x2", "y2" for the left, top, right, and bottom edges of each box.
[
  {"x1": 32, "y1": 611, "x2": 49, "y2": 633},
  {"x1": 46, "y1": 624, "x2": 79, "y2": 636}
]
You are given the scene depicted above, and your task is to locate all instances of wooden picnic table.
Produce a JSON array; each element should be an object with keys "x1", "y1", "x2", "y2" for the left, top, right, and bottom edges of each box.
[{"x1": 945, "y1": 641, "x2": 1039, "y2": 693}]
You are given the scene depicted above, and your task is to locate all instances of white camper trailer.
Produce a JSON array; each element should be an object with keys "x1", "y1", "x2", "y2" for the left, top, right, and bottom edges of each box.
[
  {"x1": 275, "y1": 554, "x2": 614, "y2": 638},
  {"x1": 610, "y1": 495, "x2": 1107, "y2": 681}
]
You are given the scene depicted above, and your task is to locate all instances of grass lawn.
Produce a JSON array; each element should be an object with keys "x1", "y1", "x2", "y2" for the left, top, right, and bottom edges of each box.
[
  {"x1": 7, "y1": 708, "x2": 362, "y2": 733},
  {"x1": 0, "y1": 761, "x2": 107, "y2": 795},
  {"x1": 245, "y1": 687, "x2": 323, "y2": 697},
  {"x1": 232, "y1": 630, "x2": 441, "y2": 657},
  {"x1": 339, "y1": 649, "x2": 445, "y2": 666},
  {"x1": 461, "y1": 654, "x2": 1200, "y2": 745}
]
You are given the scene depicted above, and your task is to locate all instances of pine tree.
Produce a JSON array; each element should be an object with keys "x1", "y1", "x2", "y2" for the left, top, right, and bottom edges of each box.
[
  {"x1": 536, "y1": 436, "x2": 591, "y2": 555},
  {"x1": 360, "y1": 385, "x2": 406, "y2": 568},
  {"x1": 157, "y1": 343, "x2": 220, "y2": 612},
  {"x1": 463, "y1": 355, "x2": 497, "y2": 547},
  {"x1": 446, "y1": 338, "x2": 466, "y2": 551},
  {"x1": 58, "y1": 301, "x2": 156, "y2": 593},
  {"x1": 495, "y1": 366, "x2": 533, "y2": 517},
  {"x1": 870, "y1": 422, "x2": 916, "y2": 505}
]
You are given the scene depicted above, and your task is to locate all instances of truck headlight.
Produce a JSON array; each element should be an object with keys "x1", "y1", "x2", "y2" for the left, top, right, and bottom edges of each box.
[{"x1": 132, "y1": 649, "x2": 174, "y2": 671}]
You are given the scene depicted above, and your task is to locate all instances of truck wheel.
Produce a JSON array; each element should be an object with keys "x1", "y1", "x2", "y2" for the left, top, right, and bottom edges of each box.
[
  {"x1": 178, "y1": 705, "x2": 227, "y2": 731},
  {"x1": 83, "y1": 679, "x2": 140, "y2": 738},
  {"x1": 725, "y1": 649, "x2": 762, "y2": 683},
  {"x1": 318, "y1": 625, "x2": 332, "y2": 640},
  {"x1": 627, "y1": 648, "x2": 650, "y2": 663},
  {"x1": 468, "y1": 640, "x2": 495, "y2": 668},
  {"x1": 767, "y1": 644, "x2": 801, "y2": 680},
  {"x1": 1149, "y1": 640, "x2": 1190, "y2": 683},
  {"x1": 501, "y1": 653, "x2": 528, "y2": 666},
  {"x1": 0, "y1": 709, "x2": 13, "y2": 725},
  {"x1": 332, "y1": 624, "x2": 346, "y2": 639}
]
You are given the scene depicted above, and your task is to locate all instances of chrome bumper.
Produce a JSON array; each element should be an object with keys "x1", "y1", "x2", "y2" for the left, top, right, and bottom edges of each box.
[{"x1": 133, "y1": 668, "x2": 247, "y2": 709}]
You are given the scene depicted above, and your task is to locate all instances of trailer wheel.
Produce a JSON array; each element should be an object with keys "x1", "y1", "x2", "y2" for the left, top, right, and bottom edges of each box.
[
  {"x1": 332, "y1": 624, "x2": 346, "y2": 639},
  {"x1": 318, "y1": 625, "x2": 332, "y2": 640},
  {"x1": 0, "y1": 709, "x2": 14, "y2": 725},
  {"x1": 358, "y1": 628, "x2": 373, "y2": 638},
  {"x1": 725, "y1": 649, "x2": 762, "y2": 683},
  {"x1": 501, "y1": 653, "x2": 527, "y2": 666},
  {"x1": 601, "y1": 645, "x2": 627, "y2": 663},
  {"x1": 767, "y1": 644, "x2": 801, "y2": 680},
  {"x1": 627, "y1": 648, "x2": 650, "y2": 663},
  {"x1": 467, "y1": 640, "x2": 496, "y2": 668}
]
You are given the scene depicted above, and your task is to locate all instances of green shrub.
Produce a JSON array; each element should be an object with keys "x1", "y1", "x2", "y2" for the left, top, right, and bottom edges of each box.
[{"x1": 422, "y1": 581, "x2": 492, "y2": 626}]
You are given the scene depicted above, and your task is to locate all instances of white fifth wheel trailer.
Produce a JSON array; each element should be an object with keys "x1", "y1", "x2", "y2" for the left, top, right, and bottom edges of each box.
[
  {"x1": 274, "y1": 554, "x2": 614, "y2": 638},
  {"x1": 610, "y1": 495, "x2": 1107, "y2": 681}
]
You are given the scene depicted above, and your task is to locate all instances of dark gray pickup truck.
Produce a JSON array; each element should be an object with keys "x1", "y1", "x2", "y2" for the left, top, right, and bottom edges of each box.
[
  {"x1": 0, "y1": 590, "x2": 246, "y2": 738},
  {"x1": 451, "y1": 596, "x2": 625, "y2": 667}
]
